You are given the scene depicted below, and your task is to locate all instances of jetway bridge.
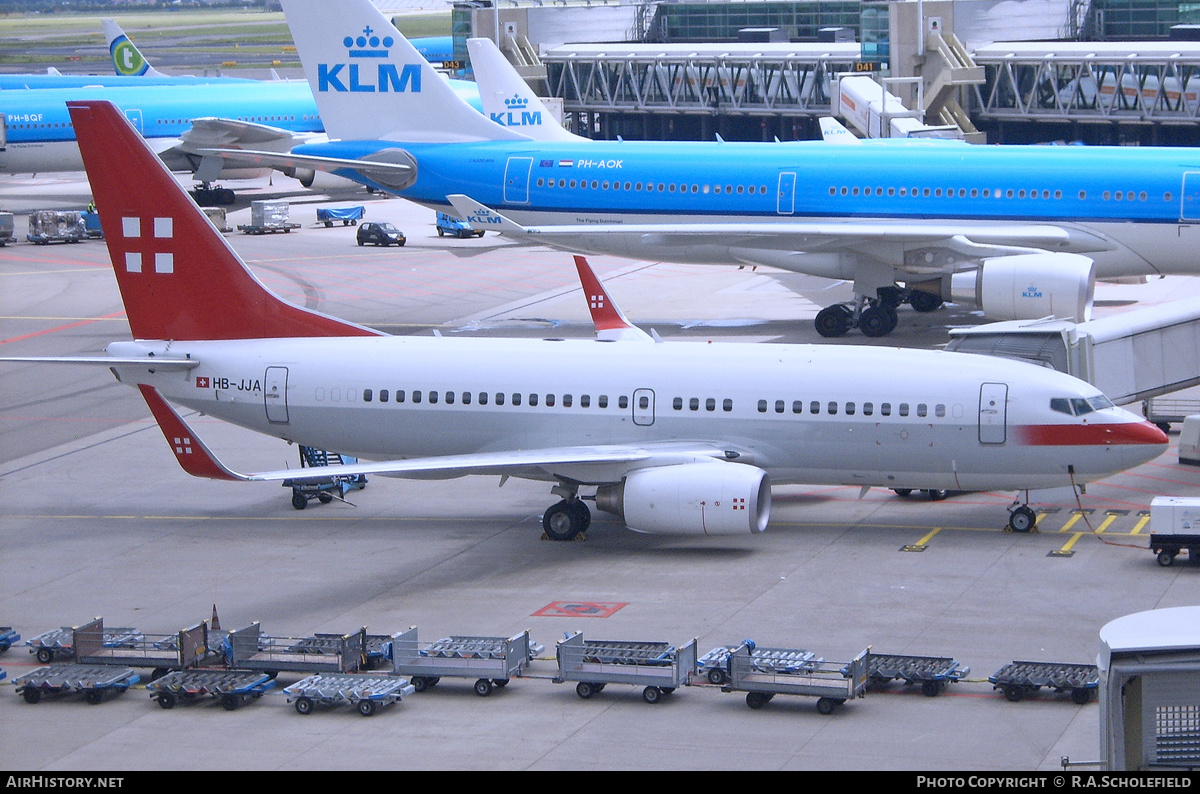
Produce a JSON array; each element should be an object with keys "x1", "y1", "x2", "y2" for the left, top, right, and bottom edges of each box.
[
  {"x1": 542, "y1": 42, "x2": 865, "y2": 135},
  {"x1": 972, "y1": 41, "x2": 1200, "y2": 127}
]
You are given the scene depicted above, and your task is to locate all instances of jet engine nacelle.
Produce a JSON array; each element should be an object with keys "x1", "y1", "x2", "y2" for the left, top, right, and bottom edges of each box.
[
  {"x1": 291, "y1": 169, "x2": 366, "y2": 191},
  {"x1": 947, "y1": 253, "x2": 1095, "y2": 322},
  {"x1": 595, "y1": 462, "x2": 771, "y2": 535}
]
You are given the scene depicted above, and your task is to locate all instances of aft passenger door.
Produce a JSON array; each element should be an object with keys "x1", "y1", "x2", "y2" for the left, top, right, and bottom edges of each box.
[
  {"x1": 777, "y1": 171, "x2": 796, "y2": 215},
  {"x1": 264, "y1": 366, "x2": 289, "y2": 425},
  {"x1": 504, "y1": 156, "x2": 533, "y2": 205},
  {"x1": 978, "y1": 382, "x2": 1008, "y2": 444}
]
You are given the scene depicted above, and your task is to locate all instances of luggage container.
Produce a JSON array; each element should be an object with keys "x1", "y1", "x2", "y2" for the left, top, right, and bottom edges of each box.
[
  {"x1": 989, "y1": 660, "x2": 1099, "y2": 704},
  {"x1": 223, "y1": 623, "x2": 370, "y2": 675},
  {"x1": 237, "y1": 200, "x2": 300, "y2": 234},
  {"x1": 202, "y1": 206, "x2": 231, "y2": 233},
  {"x1": 146, "y1": 670, "x2": 275, "y2": 710},
  {"x1": 1149, "y1": 496, "x2": 1200, "y2": 566},
  {"x1": 81, "y1": 210, "x2": 103, "y2": 238},
  {"x1": 698, "y1": 644, "x2": 822, "y2": 685},
  {"x1": 316, "y1": 206, "x2": 363, "y2": 227},
  {"x1": 865, "y1": 652, "x2": 970, "y2": 697},
  {"x1": 554, "y1": 632, "x2": 697, "y2": 704},
  {"x1": 284, "y1": 672, "x2": 415, "y2": 716},
  {"x1": 26, "y1": 210, "x2": 85, "y2": 244},
  {"x1": 389, "y1": 627, "x2": 539, "y2": 696},
  {"x1": 722, "y1": 642, "x2": 870, "y2": 714},
  {"x1": 13, "y1": 664, "x2": 140, "y2": 705},
  {"x1": 0, "y1": 211, "x2": 14, "y2": 246}
]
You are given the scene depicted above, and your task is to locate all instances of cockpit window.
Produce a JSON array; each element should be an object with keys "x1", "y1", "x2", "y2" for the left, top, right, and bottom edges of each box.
[{"x1": 1051, "y1": 395, "x2": 1115, "y2": 416}]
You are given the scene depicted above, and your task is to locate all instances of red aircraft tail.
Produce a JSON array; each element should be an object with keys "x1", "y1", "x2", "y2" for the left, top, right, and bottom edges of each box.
[{"x1": 67, "y1": 101, "x2": 379, "y2": 341}]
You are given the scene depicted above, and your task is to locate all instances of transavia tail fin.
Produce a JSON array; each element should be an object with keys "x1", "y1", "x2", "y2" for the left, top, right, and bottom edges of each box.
[
  {"x1": 68, "y1": 101, "x2": 380, "y2": 341},
  {"x1": 280, "y1": 0, "x2": 527, "y2": 143},
  {"x1": 573, "y1": 256, "x2": 654, "y2": 343},
  {"x1": 466, "y1": 37, "x2": 586, "y2": 143},
  {"x1": 103, "y1": 19, "x2": 166, "y2": 78}
]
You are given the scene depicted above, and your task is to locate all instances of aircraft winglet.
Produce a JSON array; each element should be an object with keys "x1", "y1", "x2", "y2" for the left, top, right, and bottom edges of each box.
[
  {"x1": 446, "y1": 195, "x2": 530, "y2": 236},
  {"x1": 573, "y1": 256, "x2": 653, "y2": 343},
  {"x1": 138, "y1": 385, "x2": 245, "y2": 481}
]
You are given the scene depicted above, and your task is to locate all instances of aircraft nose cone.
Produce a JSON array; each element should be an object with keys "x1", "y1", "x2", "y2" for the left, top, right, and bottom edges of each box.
[{"x1": 1116, "y1": 420, "x2": 1170, "y2": 447}]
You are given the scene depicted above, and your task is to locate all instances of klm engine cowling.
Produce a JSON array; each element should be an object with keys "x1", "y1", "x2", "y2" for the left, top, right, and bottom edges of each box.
[
  {"x1": 948, "y1": 253, "x2": 1095, "y2": 322},
  {"x1": 595, "y1": 462, "x2": 771, "y2": 535}
]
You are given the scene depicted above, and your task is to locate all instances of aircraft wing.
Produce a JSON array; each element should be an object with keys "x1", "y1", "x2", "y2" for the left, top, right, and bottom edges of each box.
[
  {"x1": 138, "y1": 385, "x2": 730, "y2": 484},
  {"x1": 447, "y1": 194, "x2": 1117, "y2": 270},
  {"x1": 183, "y1": 146, "x2": 414, "y2": 187}
]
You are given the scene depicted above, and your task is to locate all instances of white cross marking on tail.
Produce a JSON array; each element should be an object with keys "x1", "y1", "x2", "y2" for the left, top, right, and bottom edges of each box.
[
  {"x1": 590, "y1": 294, "x2": 604, "y2": 309},
  {"x1": 173, "y1": 436, "x2": 193, "y2": 455},
  {"x1": 121, "y1": 216, "x2": 175, "y2": 273}
]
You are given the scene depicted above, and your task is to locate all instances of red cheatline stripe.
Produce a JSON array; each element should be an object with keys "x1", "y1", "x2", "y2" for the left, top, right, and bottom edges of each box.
[
  {"x1": 0, "y1": 311, "x2": 126, "y2": 345},
  {"x1": 1017, "y1": 422, "x2": 1168, "y2": 446}
]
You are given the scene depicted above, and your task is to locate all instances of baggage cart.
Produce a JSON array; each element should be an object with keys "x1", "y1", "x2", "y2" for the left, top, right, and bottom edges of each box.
[
  {"x1": 554, "y1": 632, "x2": 697, "y2": 704},
  {"x1": 26, "y1": 210, "x2": 85, "y2": 244},
  {"x1": 723, "y1": 643, "x2": 870, "y2": 714},
  {"x1": 13, "y1": 664, "x2": 140, "y2": 705},
  {"x1": 316, "y1": 206, "x2": 363, "y2": 227},
  {"x1": 223, "y1": 623, "x2": 369, "y2": 675},
  {"x1": 283, "y1": 446, "x2": 367, "y2": 510},
  {"x1": 202, "y1": 206, "x2": 231, "y2": 233},
  {"x1": 26, "y1": 621, "x2": 141, "y2": 664},
  {"x1": 0, "y1": 626, "x2": 20, "y2": 653},
  {"x1": 865, "y1": 652, "x2": 970, "y2": 697},
  {"x1": 989, "y1": 661, "x2": 1099, "y2": 704},
  {"x1": 698, "y1": 643, "x2": 822, "y2": 686},
  {"x1": 390, "y1": 627, "x2": 539, "y2": 696},
  {"x1": 237, "y1": 200, "x2": 300, "y2": 234},
  {"x1": 1148, "y1": 496, "x2": 1200, "y2": 566},
  {"x1": 71, "y1": 617, "x2": 218, "y2": 676},
  {"x1": 284, "y1": 672, "x2": 415, "y2": 716},
  {"x1": 146, "y1": 669, "x2": 275, "y2": 710},
  {"x1": 0, "y1": 211, "x2": 14, "y2": 246}
]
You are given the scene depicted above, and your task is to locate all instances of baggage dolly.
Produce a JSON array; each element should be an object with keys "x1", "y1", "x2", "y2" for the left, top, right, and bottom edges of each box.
[
  {"x1": 554, "y1": 632, "x2": 698, "y2": 704},
  {"x1": 284, "y1": 672, "x2": 415, "y2": 716},
  {"x1": 698, "y1": 644, "x2": 822, "y2": 686},
  {"x1": 0, "y1": 626, "x2": 20, "y2": 653},
  {"x1": 865, "y1": 652, "x2": 970, "y2": 697},
  {"x1": 13, "y1": 664, "x2": 140, "y2": 705},
  {"x1": 723, "y1": 643, "x2": 870, "y2": 714},
  {"x1": 223, "y1": 623, "x2": 370, "y2": 675},
  {"x1": 390, "y1": 627, "x2": 539, "y2": 696},
  {"x1": 316, "y1": 206, "x2": 363, "y2": 227},
  {"x1": 26, "y1": 623, "x2": 140, "y2": 663},
  {"x1": 146, "y1": 670, "x2": 275, "y2": 711},
  {"x1": 989, "y1": 661, "x2": 1100, "y2": 704}
]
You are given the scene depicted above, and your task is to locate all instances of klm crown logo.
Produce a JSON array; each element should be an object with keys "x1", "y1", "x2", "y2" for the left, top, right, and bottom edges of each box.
[
  {"x1": 491, "y1": 93, "x2": 543, "y2": 127},
  {"x1": 318, "y1": 25, "x2": 421, "y2": 94}
]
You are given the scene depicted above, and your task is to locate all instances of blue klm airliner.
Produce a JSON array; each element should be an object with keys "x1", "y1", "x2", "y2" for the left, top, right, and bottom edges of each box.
[{"x1": 219, "y1": 0, "x2": 1200, "y2": 338}]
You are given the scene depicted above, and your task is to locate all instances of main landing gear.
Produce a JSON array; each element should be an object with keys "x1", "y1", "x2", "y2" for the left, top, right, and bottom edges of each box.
[
  {"x1": 815, "y1": 287, "x2": 943, "y2": 339},
  {"x1": 542, "y1": 497, "x2": 591, "y2": 541},
  {"x1": 1006, "y1": 504, "x2": 1038, "y2": 533},
  {"x1": 190, "y1": 182, "x2": 236, "y2": 206}
]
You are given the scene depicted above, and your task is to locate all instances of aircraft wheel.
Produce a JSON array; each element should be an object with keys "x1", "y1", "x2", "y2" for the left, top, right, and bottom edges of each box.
[
  {"x1": 1008, "y1": 505, "x2": 1037, "y2": 533},
  {"x1": 543, "y1": 499, "x2": 587, "y2": 541},
  {"x1": 910, "y1": 292, "x2": 944, "y2": 313},
  {"x1": 814, "y1": 305, "x2": 853, "y2": 338},
  {"x1": 859, "y1": 306, "x2": 898, "y2": 338}
]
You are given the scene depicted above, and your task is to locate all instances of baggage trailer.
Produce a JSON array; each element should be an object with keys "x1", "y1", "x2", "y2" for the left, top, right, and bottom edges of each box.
[
  {"x1": 146, "y1": 670, "x2": 275, "y2": 710},
  {"x1": 284, "y1": 672, "x2": 415, "y2": 716},
  {"x1": 26, "y1": 621, "x2": 141, "y2": 664},
  {"x1": 283, "y1": 446, "x2": 367, "y2": 510},
  {"x1": 865, "y1": 652, "x2": 970, "y2": 697},
  {"x1": 237, "y1": 200, "x2": 300, "y2": 235},
  {"x1": 722, "y1": 643, "x2": 871, "y2": 714},
  {"x1": 316, "y1": 206, "x2": 363, "y2": 227},
  {"x1": 989, "y1": 660, "x2": 1100, "y2": 704},
  {"x1": 554, "y1": 632, "x2": 698, "y2": 704},
  {"x1": 0, "y1": 626, "x2": 20, "y2": 653},
  {"x1": 1148, "y1": 496, "x2": 1200, "y2": 566},
  {"x1": 698, "y1": 644, "x2": 822, "y2": 686},
  {"x1": 26, "y1": 210, "x2": 85, "y2": 244},
  {"x1": 13, "y1": 664, "x2": 140, "y2": 705},
  {"x1": 223, "y1": 623, "x2": 370, "y2": 675},
  {"x1": 390, "y1": 627, "x2": 539, "y2": 696},
  {"x1": 0, "y1": 212, "x2": 14, "y2": 246},
  {"x1": 71, "y1": 617, "x2": 219, "y2": 676}
]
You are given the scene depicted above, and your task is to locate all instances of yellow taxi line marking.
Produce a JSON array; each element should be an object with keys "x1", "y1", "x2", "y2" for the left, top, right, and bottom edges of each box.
[{"x1": 1131, "y1": 515, "x2": 1151, "y2": 535}]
